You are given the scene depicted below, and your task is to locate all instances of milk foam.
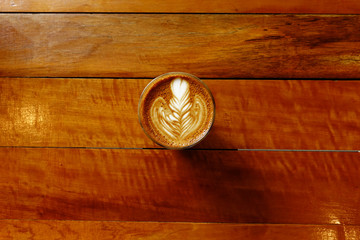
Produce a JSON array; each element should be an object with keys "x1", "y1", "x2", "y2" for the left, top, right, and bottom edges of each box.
[
  {"x1": 170, "y1": 78, "x2": 188, "y2": 102},
  {"x1": 150, "y1": 78, "x2": 207, "y2": 141}
]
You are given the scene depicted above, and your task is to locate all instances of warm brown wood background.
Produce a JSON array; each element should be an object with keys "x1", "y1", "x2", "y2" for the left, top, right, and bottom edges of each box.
[
  {"x1": 1, "y1": 0, "x2": 359, "y2": 239},
  {"x1": 0, "y1": 220, "x2": 347, "y2": 240},
  {"x1": 2, "y1": 148, "x2": 360, "y2": 224},
  {"x1": 0, "y1": 0, "x2": 360, "y2": 13},
  {"x1": 1, "y1": 14, "x2": 360, "y2": 79},
  {"x1": 1, "y1": 78, "x2": 359, "y2": 150}
]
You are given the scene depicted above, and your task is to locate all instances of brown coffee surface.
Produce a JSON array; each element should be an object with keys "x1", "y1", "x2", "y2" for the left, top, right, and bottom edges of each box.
[{"x1": 139, "y1": 73, "x2": 215, "y2": 149}]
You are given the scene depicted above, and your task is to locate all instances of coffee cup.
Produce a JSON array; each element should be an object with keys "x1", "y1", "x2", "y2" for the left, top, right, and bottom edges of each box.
[{"x1": 138, "y1": 72, "x2": 215, "y2": 149}]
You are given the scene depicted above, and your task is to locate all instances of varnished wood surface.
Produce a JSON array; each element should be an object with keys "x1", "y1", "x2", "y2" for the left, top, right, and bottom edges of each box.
[
  {"x1": 1, "y1": 148, "x2": 359, "y2": 224},
  {"x1": 344, "y1": 226, "x2": 360, "y2": 240},
  {"x1": 0, "y1": 0, "x2": 359, "y2": 13},
  {"x1": 0, "y1": 220, "x2": 345, "y2": 240},
  {"x1": 2, "y1": 0, "x2": 360, "y2": 237},
  {"x1": 1, "y1": 78, "x2": 359, "y2": 150},
  {"x1": 1, "y1": 14, "x2": 360, "y2": 79}
]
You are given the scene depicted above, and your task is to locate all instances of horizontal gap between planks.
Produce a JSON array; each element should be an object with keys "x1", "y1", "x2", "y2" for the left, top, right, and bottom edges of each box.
[
  {"x1": 2, "y1": 76, "x2": 360, "y2": 81},
  {"x1": 0, "y1": 12, "x2": 360, "y2": 16},
  {"x1": 0, "y1": 146, "x2": 359, "y2": 152},
  {"x1": 0, "y1": 218, "x2": 347, "y2": 226}
]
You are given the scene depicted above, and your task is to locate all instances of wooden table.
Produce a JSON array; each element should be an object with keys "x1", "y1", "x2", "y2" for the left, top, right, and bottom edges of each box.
[{"x1": 1, "y1": 1, "x2": 360, "y2": 239}]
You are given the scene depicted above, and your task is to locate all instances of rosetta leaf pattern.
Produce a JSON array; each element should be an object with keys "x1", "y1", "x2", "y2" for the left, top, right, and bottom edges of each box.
[
  {"x1": 169, "y1": 79, "x2": 193, "y2": 138},
  {"x1": 150, "y1": 78, "x2": 206, "y2": 141}
]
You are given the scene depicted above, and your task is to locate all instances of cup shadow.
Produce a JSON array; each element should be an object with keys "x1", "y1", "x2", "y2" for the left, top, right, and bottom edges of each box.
[
  {"x1": 193, "y1": 125, "x2": 236, "y2": 150},
  {"x1": 172, "y1": 148, "x2": 269, "y2": 223}
]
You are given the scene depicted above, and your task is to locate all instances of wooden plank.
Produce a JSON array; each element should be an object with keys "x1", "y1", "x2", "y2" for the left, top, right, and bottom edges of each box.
[
  {"x1": 1, "y1": 14, "x2": 360, "y2": 79},
  {"x1": 0, "y1": 78, "x2": 154, "y2": 148},
  {"x1": 1, "y1": 78, "x2": 359, "y2": 150},
  {"x1": 1, "y1": 148, "x2": 359, "y2": 224},
  {"x1": 345, "y1": 226, "x2": 360, "y2": 240},
  {"x1": 0, "y1": 220, "x2": 345, "y2": 240},
  {"x1": 0, "y1": 0, "x2": 359, "y2": 14}
]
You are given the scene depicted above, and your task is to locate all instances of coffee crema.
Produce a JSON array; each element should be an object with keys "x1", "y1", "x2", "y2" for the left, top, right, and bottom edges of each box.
[{"x1": 138, "y1": 72, "x2": 215, "y2": 149}]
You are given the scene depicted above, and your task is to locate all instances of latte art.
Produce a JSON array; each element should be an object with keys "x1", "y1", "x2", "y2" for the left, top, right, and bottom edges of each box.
[
  {"x1": 151, "y1": 78, "x2": 207, "y2": 140},
  {"x1": 138, "y1": 72, "x2": 215, "y2": 149}
]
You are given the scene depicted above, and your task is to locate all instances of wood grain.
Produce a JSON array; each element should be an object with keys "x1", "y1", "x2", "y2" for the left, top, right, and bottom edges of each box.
[
  {"x1": 0, "y1": 0, "x2": 359, "y2": 14},
  {"x1": 0, "y1": 220, "x2": 345, "y2": 240},
  {"x1": 1, "y1": 14, "x2": 360, "y2": 78},
  {"x1": 1, "y1": 78, "x2": 359, "y2": 150},
  {"x1": 1, "y1": 148, "x2": 360, "y2": 224},
  {"x1": 344, "y1": 226, "x2": 360, "y2": 240}
]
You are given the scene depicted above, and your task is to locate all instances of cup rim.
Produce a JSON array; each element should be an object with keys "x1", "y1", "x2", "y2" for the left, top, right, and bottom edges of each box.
[{"x1": 138, "y1": 72, "x2": 216, "y2": 150}]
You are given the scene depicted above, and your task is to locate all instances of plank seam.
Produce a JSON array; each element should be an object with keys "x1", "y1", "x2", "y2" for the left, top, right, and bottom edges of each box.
[
  {"x1": 2, "y1": 76, "x2": 360, "y2": 81},
  {"x1": 0, "y1": 218, "x2": 346, "y2": 226},
  {"x1": 0, "y1": 146, "x2": 359, "y2": 152},
  {"x1": 0, "y1": 12, "x2": 359, "y2": 16}
]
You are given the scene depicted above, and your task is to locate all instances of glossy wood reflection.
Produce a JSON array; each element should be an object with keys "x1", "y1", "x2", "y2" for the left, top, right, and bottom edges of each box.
[
  {"x1": 1, "y1": 148, "x2": 360, "y2": 224},
  {"x1": 0, "y1": 220, "x2": 345, "y2": 240},
  {"x1": 0, "y1": 78, "x2": 153, "y2": 148},
  {"x1": 1, "y1": 15, "x2": 360, "y2": 78},
  {"x1": 2, "y1": 0, "x2": 360, "y2": 237},
  {"x1": 1, "y1": 0, "x2": 359, "y2": 13},
  {"x1": 344, "y1": 226, "x2": 360, "y2": 240},
  {"x1": 1, "y1": 78, "x2": 359, "y2": 150}
]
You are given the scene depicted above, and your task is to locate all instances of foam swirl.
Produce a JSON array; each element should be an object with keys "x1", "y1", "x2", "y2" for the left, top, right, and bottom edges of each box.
[{"x1": 150, "y1": 78, "x2": 207, "y2": 141}]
